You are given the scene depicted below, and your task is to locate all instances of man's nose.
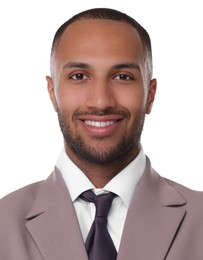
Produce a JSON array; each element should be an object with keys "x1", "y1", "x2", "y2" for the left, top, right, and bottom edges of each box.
[{"x1": 85, "y1": 80, "x2": 117, "y2": 111}]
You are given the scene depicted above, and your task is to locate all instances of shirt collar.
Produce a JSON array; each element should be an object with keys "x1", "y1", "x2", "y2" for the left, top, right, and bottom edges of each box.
[
  {"x1": 56, "y1": 149, "x2": 94, "y2": 202},
  {"x1": 104, "y1": 147, "x2": 146, "y2": 206},
  {"x1": 56, "y1": 146, "x2": 146, "y2": 207}
]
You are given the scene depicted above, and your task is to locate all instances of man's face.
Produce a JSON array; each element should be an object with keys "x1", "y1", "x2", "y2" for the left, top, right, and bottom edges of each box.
[{"x1": 47, "y1": 19, "x2": 156, "y2": 163}]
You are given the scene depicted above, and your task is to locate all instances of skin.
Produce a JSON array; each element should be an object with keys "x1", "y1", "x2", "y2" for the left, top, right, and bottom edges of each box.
[{"x1": 46, "y1": 19, "x2": 157, "y2": 188}]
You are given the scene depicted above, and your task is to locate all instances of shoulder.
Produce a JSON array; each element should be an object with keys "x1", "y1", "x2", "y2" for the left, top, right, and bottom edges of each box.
[
  {"x1": 0, "y1": 168, "x2": 65, "y2": 222},
  {"x1": 145, "y1": 157, "x2": 203, "y2": 210},
  {"x1": 0, "y1": 181, "x2": 46, "y2": 256},
  {"x1": 165, "y1": 177, "x2": 203, "y2": 200},
  {"x1": 164, "y1": 177, "x2": 203, "y2": 213},
  {"x1": 0, "y1": 181, "x2": 43, "y2": 221},
  {"x1": 0, "y1": 181, "x2": 44, "y2": 249}
]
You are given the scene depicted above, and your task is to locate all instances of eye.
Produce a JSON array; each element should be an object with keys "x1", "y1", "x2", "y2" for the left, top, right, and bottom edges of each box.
[
  {"x1": 113, "y1": 74, "x2": 133, "y2": 80},
  {"x1": 70, "y1": 73, "x2": 88, "y2": 80}
]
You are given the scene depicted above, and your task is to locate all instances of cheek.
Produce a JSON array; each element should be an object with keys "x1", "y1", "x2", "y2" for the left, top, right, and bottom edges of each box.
[
  {"x1": 116, "y1": 88, "x2": 146, "y2": 113},
  {"x1": 56, "y1": 87, "x2": 85, "y2": 112},
  {"x1": 117, "y1": 91, "x2": 147, "y2": 131}
]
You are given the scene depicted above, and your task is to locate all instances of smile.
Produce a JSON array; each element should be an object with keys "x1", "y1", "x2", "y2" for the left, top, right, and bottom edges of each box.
[{"x1": 84, "y1": 120, "x2": 115, "y2": 127}]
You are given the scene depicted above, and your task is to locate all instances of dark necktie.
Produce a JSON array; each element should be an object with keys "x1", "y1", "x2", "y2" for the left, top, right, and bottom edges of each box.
[{"x1": 80, "y1": 190, "x2": 117, "y2": 260}]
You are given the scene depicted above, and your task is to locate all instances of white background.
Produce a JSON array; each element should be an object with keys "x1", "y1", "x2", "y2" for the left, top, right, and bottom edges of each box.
[{"x1": 0, "y1": 0, "x2": 203, "y2": 198}]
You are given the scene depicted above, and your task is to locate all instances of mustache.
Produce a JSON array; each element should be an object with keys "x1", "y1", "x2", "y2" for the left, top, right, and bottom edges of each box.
[{"x1": 74, "y1": 108, "x2": 130, "y2": 118}]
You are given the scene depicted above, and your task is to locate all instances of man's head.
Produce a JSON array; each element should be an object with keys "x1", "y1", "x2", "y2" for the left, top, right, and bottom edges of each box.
[
  {"x1": 50, "y1": 8, "x2": 153, "y2": 84},
  {"x1": 47, "y1": 8, "x2": 156, "y2": 165}
]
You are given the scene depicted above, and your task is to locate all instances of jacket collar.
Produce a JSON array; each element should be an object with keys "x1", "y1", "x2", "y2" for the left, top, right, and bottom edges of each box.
[
  {"x1": 25, "y1": 158, "x2": 186, "y2": 260},
  {"x1": 118, "y1": 157, "x2": 186, "y2": 259},
  {"x1": 25, "y1": 167, "x2": 88, "y2": 260}
]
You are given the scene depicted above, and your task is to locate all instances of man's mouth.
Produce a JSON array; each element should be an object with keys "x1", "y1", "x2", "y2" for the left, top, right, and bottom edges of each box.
[
  {"x1": 84, "y1": 120, "x2": 115, "y2": 128},
  {"x1": 77, "y1": 114, "x2": 126, "y2": 137}
]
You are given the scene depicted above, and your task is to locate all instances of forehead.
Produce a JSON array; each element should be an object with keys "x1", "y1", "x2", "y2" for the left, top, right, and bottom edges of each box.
[{"x1": 54, "y1": 19, "x2": 144, "y2": 65}]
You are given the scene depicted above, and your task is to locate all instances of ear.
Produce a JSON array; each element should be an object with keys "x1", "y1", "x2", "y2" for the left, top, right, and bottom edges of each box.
[
  {"x1": 145, "y1": 78, "x2": 157, "y2": 114},
  {"x1": 46, "y1": 76, "x2": 58, "y2": 112}
]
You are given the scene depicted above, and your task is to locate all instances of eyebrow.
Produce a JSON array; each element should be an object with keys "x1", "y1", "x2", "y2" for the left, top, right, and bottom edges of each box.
[
  {"x1": 62, "y1": 62, "x2": 90, "y2": 70},
  {"x1": 111, "y1": 63, "x2": 141, "y2": 71},
  {"x1": 62, "y1": 62, "x2": 141, "y2": 71}
]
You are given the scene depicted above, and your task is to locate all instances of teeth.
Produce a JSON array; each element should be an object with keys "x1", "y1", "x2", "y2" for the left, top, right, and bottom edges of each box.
[{"x1": 84, "y1": 120, "x2": 115, "y2": 127}]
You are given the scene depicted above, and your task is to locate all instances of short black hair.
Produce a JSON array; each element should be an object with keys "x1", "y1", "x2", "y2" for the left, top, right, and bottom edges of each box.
[{"x1": 50, "y1": 8, "x2": 153, "y2": 80}]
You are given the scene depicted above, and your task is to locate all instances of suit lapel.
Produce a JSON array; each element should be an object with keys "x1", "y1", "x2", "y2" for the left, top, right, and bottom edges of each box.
[
  {"x1": 118, "y1": 158, "x2": 186, "y2": 260},
  {"x1": 25, "y1": 168, "x2": 88, "y2": 260},
  {"x1": 25, "y1": 159, "x2": 187, "y2": 259}
]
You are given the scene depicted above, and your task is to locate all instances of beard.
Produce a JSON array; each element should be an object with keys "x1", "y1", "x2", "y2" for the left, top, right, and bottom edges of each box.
[{"x1": 57, "y1": 109, "x2": 145, "y2": 164}]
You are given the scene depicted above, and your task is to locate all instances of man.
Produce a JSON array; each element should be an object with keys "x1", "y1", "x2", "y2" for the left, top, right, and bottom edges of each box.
[{"x1": 0, "y1": 7, "x2": 203, "y2": 260}]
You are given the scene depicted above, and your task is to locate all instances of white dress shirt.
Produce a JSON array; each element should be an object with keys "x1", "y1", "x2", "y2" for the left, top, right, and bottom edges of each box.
[{"x1": 56, "y1": 147, "x2": 146, "y2": 251}]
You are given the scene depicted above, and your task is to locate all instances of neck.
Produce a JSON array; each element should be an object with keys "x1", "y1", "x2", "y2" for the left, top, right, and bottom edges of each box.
[{"x1": 65, "y1": 144, "x2": 141, "y2": 188}]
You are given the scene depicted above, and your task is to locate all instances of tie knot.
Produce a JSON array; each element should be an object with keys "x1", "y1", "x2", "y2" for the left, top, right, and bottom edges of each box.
[{"x1": 80, "y1": 190, "x2": 116, "y2": 218}]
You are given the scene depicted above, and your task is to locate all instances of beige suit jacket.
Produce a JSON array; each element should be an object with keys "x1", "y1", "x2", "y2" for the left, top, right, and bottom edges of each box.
[{"x1": 0, "y1": 158, "x2": 203, "y2": 259}]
